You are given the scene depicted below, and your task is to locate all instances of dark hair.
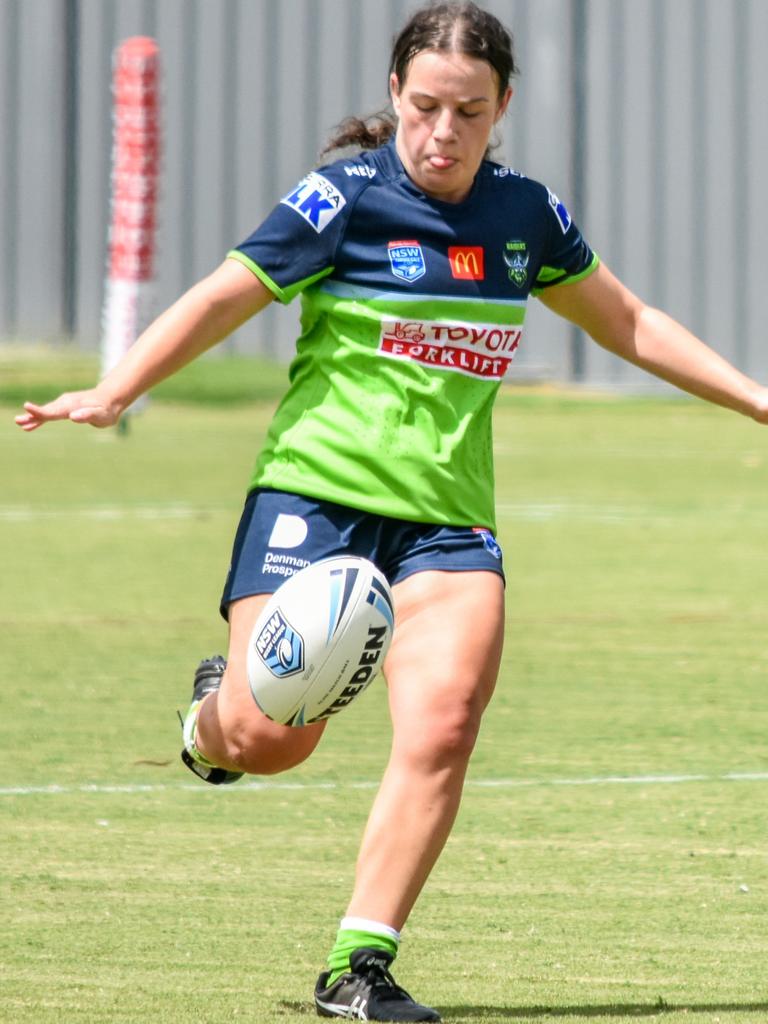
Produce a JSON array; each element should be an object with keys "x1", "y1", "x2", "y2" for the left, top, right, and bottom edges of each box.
[{"x1": 321, "y1": 1, "x2": 518, "y2": 156}]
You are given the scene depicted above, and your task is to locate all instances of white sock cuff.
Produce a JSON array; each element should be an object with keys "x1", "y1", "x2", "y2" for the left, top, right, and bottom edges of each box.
[
  {"x1": 182, "y1": 699, "x2": 216, "y2": 768},
  {"x1": 340, "y1": 917, "x2": 401, "y2": 943}
]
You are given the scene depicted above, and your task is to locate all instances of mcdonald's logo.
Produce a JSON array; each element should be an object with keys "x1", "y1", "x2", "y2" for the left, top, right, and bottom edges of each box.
[{"x1": 448, "y1": 246, "x2": 485, "y2": 280}]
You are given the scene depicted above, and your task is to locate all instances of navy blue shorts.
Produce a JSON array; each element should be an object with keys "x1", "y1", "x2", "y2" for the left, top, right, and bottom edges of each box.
[{"x1": 220, "y1": 488, "x2": 504, "y2": 619}]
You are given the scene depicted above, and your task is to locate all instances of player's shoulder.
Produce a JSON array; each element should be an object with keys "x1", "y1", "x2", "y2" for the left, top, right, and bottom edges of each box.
[
  {"x1": 306, "y1": 148, "x2": 385, "y2": 198},
  {"x1": 278, "y1": 148, "x2": 387, "y2": 233},
  {"x1": 480, "y1": 159, "x2": 575, "y2": 233},
  {"x1": 275, "y1": 151, "x2": 375, "y2": 236},
  {"x1": 481, "y1": 158, "x2": 545, "y2": 201}
]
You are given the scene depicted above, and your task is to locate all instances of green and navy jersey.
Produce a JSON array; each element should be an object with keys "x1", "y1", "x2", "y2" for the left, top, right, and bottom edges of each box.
[{"x1": 229, "y1": 139, "x2": 598, "y2": 531}]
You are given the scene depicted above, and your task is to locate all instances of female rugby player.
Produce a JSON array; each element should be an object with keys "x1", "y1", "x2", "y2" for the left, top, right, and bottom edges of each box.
[{"x1": 16, "y1": 3, "x2": 768, "y2": 1020}]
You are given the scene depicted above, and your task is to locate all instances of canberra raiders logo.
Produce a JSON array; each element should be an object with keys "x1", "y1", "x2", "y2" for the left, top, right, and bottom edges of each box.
[{"x1": 503, "y1": 240, "x2": 529, "y2": 287}]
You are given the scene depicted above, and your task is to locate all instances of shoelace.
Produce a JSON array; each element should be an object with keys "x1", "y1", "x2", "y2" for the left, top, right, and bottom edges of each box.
[{"x1": 362, "y1": 963, "x2": 413, "y2": 1003}]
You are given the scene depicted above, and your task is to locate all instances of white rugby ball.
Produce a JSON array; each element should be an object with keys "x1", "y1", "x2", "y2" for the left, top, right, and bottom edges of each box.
[{"x1": 247, "y1": 556, "x2": 394, "y2": 726}]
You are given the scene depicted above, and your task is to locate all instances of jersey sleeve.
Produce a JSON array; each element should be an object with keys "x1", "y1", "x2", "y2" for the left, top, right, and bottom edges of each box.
[
  {"x1": 530, "y1": 185, "x2": 599, "y2": 295},
  {"x1": 228, "y1": 166, "x2": 359, "y2": 304}
]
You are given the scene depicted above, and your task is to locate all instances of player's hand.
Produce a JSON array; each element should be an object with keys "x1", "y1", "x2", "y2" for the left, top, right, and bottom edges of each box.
[{"x1": 14, "y1": 389, "x2": 123, "y2": 432}]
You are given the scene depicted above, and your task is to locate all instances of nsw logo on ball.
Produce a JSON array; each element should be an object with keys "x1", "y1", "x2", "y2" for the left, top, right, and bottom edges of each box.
[{"x1": 254, "y1": 608, "x2": 304, "y2": 677}]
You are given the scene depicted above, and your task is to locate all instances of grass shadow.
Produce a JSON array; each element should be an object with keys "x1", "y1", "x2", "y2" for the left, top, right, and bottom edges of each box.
[
  {"x1": 278, "y1": 999, "x2": 768, "y2": 1019},
  {"x1": 436, "y1": 1001, "x2": 768, "y2": 1019}
]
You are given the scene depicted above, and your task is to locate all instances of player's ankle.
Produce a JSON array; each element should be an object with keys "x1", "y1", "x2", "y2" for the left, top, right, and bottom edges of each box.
[{"x1": 326, "y1": 917, "x2": 401, "y2": 982}]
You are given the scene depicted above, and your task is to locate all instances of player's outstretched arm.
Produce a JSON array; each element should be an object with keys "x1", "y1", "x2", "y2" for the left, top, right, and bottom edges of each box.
[
  {"x1": 540, "y1": 262, "x2": 768, "y2": 424},
  {"x1": 15, "y1": 258, "x2": 273, "y2": 432},
  {"x1": 16, "y1": 388, "x2": 124, "y2": 431}
]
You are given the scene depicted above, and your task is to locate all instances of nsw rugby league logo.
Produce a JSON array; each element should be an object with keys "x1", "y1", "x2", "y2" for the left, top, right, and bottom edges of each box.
[
  {"x1": 387, "y1": 240, "x2": 426, "y2": 283},
  {"x1": 254, "y1": 609, "x2": 304, "y2": 678}
]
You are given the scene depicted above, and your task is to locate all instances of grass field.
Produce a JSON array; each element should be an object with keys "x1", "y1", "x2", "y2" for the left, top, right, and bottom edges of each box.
[{"x1": 2, "y1": 353, "x2": 767, "y2": 1023}]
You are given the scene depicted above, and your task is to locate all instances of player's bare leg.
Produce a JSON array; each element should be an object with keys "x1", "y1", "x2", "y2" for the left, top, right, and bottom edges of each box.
[
  {"x1": 192, "y1": 593, "x2": 327, "y2": 775},
  {"x1": 346, "y1": 569, "x2": 505, "y2": 928},
  {"x1": 314, "y1": 570, "x2": 503, "y2": 1020}
]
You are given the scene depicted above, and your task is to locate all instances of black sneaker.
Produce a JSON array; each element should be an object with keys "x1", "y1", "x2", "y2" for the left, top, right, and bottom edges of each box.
[
  {"x1": 180, "y1": 656, "x2": 244, "y2": 785},
  {"x1": 314, "y1": 948, "x2": 441, "y2": 1022}
]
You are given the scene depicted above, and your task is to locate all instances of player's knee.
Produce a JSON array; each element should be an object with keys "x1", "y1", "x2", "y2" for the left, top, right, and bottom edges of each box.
[
  {"x1": 220, "y1": 709, "x2": 324, "y2": 776},
  {"x1": 434, "y1": 707, "x2": 483, "y2": 764},
  {"x1": 401, "y1": 698, "x2": 483, "y2": 770}
]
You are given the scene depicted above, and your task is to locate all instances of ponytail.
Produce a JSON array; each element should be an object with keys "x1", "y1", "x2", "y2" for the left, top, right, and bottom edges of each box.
[{"x1": 320, "y1": 111, "x2": 396, "y2": 158}]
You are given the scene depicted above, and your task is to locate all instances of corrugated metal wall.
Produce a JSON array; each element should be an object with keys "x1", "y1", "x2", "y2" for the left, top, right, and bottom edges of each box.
[{"x1": 1, "y1": 0, "x2": 766, "y2": 386}]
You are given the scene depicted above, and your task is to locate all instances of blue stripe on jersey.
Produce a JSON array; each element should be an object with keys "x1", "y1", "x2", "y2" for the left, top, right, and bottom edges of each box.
[{"x1": 317, "y1": 279, "x2": 527, "y2": 309}]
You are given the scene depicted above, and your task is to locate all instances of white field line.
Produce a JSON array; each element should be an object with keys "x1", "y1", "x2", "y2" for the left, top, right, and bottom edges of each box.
[
  {"x1": 0, "y1": 502, "x2": 681, "y2": 527},
  {"x1": 494, "y1": 502, "x2": 744, "y2": 524},
  {"x1": 0, "y1": 502, "x2": 651, "y2": 524},
  {"x1": 496, "y1": 502, "x2": 651, "y2": 523},
  {"x1": 1, "y1": 502, "x2": 650, "y2": 526},
  {"x1": 0, "y1": 504, "x2": 227, "y2": 522},
  {"x1": 2, "y1": 771, "x2": 767, "y2": 798},
  {"x1": 2, "y1": 502, "x2": 763, "y2": 526}
]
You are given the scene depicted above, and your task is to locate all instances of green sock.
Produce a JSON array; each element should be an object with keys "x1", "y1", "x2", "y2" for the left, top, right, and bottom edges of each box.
[
  {"x1": 181, "y1": 699, "x2": 217, "y2": 768},
  {"x1": 326, "y1": 917, "x2": 400, "y2": 984}
]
